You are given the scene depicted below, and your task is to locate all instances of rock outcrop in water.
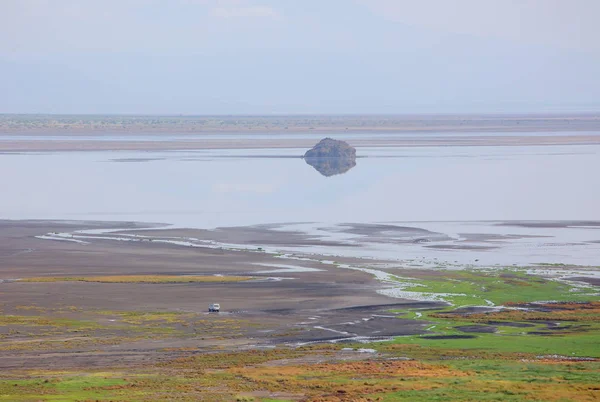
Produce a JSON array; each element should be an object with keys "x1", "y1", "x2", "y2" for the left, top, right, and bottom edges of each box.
[{"x1": 304, "y1": 138, "x2": 357, "y2": 177}]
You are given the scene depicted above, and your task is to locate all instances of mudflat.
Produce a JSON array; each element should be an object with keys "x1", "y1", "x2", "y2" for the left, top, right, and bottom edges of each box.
[
  {"x1": 2, "y1": 220, "x2": 599, "y2": 400},
  {"x1": 0, "y1": 220, "x2": 432, "y2": 370}
]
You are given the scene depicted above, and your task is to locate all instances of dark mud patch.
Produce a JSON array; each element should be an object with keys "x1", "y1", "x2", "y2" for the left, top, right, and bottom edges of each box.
[
  {"x1": 421, "y1": 335, "x2": 477, "y2": 340},
  {"x1": 265, "y1": 303, "x2": 435, "y2": 345},
  {"x1": 340, "y1": 223, "x2": 439, "y2": 236},
  {"x1": 335, "y1": 223, "x2": 453, "y2": 243},
  {"x1": 546, "y1": 325, "x2": 574, "y2": 331},
  {"x1": 326, "y1": 318, "x2": 424, "y2": 338},
  {"x1": 499, "y1": 272, "x2": 521, "y2": 279},
  {"x1": 455, "y1": 325, "x2": 497, "y2": 333},
  {"x1": 257, "y1": 308, "x2": 297, "y2": 315},
  {"x1": 567, "y1": 277, "x2": 600, "y2": 286},
  {"x1": 334, "y1": 302, "x2": 445, "y2": 312}
]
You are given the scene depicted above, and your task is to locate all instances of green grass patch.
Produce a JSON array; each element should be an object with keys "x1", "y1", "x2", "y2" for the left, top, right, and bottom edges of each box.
[
  {"x1": 0, "y1": 314, "x2": 102, "y2": 330},
  {"x1": 390, "y1": 269, "x2": 597, "y2": 308},
  {"x1": 386, "y1": 269, "x2": 600, "y2": 358},
  {"x1": 390, "y1": 332, "x2": 600, "y2": 357},
  {"x1": 0, "y1": 375, "x2": 128, "y2": 401}
]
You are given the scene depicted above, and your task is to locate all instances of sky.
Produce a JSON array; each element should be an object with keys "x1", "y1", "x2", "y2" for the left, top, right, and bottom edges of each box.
[{"x1": 1, "y1": 0, "x2": 599, "y2": 114}]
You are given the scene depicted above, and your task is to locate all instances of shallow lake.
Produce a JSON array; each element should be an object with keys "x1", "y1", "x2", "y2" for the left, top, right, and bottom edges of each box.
[{"x1": 2, "y1": 142, "x2": 599, "y2": 265}]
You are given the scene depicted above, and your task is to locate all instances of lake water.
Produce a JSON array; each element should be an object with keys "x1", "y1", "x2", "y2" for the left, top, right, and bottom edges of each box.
[{"x1": 2, "y1": 142, "x2": 599, "y2": 266}]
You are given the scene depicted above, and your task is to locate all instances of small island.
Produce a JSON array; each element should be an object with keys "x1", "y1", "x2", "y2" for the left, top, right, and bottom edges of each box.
[{"x1": 304, "y1": 138, "x2": 357, "y2": 177}]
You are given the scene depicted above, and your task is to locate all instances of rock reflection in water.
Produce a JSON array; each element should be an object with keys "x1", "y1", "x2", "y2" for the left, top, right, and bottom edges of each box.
[
  {"x1": 305, "y1": 156, "x2": 357, "y2": 176},
  {"x1": 304, "y1": 138, "x2": 357, "y2": 177}
]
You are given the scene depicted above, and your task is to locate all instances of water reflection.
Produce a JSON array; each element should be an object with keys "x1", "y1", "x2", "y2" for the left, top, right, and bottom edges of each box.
[
  {"x1": 0, "y1": 145, "x2": 598, "y2": 228},
  {"x1": 304, "y1": 156, "x2": 357, "y2": 176}
]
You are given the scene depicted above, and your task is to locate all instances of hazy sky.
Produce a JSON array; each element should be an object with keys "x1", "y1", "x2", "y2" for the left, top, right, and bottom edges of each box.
[{"x1": 1, "y1": 0, "x2": 599, "y2": 114}]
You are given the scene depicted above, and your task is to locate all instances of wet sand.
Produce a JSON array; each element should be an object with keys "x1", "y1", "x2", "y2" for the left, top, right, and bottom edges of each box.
[
  {"x1": 1, "y1": 219, "x2": 599, "y2": 370},
  {"x1": 0, "y1": 221, "x2": 390, "y2": 309},
  {"x1": 0, "y1": 220, "x2": 434, "y2": 369}
]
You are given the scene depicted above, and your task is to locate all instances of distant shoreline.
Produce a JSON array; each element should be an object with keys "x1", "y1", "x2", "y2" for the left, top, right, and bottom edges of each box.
[
  {"x1": 0, "y1": 133, "x2": 599, "y2": 152},
  {"x1": 1, "y1": 112, "x2": 599, "y2": 135},
  {"x1": 1, "y1": 113, "x2": 599, "y2": 151}
]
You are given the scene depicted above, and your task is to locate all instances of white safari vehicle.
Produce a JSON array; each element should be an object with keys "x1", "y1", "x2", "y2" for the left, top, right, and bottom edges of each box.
[{"x1": 208, "y1": 303, "x2": 220, "y2": 313}]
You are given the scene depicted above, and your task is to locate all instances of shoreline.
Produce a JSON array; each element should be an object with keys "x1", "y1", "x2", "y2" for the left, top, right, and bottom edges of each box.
[
  {"x1": 1, "y1": 113, "x2": 599, "y2": 152},
  {"x1": 0, "y1": 218, "x2": 598, "y2": 376},
  {"x1": 5, "y1": 217, "x2": 599, "y2": 307},
  {"x1": 23, "y1": 219, "x2": 600, "y2": 268},
  {"x1": 19, "y1": 218, "x2": 600, "y2": 271},
  {"x1": 0, "y1": 133, "x2": 600, "y2": 152},
  {"x1": 2, "y1": 112, "x2": 600, "y2": 134}
]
